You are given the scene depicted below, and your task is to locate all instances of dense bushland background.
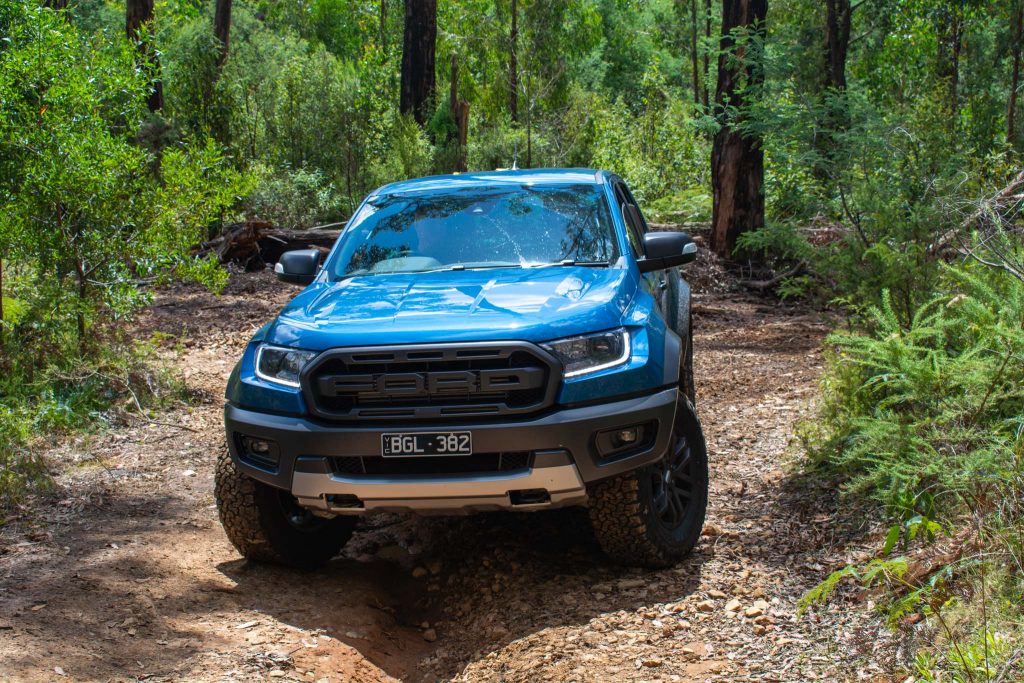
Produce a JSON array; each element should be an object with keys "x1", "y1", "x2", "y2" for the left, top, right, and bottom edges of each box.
[{"x1": 1, "y1": 0, "x2": 1023, "y2": 678}]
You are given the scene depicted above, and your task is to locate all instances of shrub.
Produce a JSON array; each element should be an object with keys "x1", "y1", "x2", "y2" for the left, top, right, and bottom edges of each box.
[
  {"x1": 243, "y1": 164, "x2": 344, "y2": 228},
  {"x1": 0, "y1": 2, "x2": 244, "y2": 504},
  {"x1": 806, "y1": 263, "x2": 1024, "y2": 516}
]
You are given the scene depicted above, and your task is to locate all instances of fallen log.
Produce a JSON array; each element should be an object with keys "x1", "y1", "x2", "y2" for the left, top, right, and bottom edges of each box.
[
  {"x1": 194, "y1": 220, "x2": 342, "y2": 270},
  {"x1": 257, "y1": 228, "x2": 342, "y2": 264}
]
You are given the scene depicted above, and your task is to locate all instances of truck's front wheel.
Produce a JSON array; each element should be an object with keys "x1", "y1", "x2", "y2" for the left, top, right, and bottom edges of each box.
[
  {"x1": 215, "y1": 451, "x2": 355, "y2": 569},
  {"x1": 587, "y1": 393, "x2": 708, "y2": 568}
]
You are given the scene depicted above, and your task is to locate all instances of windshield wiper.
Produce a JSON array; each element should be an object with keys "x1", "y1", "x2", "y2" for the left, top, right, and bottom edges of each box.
[
  {"x1": 423, "y1": 263, "x2": 521, "y2": 272},
  {"x1": 526, "y1": 260, "x2": 610, "y2": 268}
]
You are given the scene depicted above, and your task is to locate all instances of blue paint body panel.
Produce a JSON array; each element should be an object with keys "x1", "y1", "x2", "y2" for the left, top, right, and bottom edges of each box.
[{"x1": 226, "y1": 169, "x2": 682, "y2": 416}]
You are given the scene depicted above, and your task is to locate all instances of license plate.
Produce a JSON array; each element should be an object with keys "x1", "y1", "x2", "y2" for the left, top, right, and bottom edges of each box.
[{"x1": 381, "y1": 431, "x2": 472, "y2": 457}]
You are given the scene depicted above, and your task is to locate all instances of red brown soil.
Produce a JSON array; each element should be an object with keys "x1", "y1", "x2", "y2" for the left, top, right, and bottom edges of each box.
[{"x1": 0, "y1": 268, "x2": 895, "y2": 682}]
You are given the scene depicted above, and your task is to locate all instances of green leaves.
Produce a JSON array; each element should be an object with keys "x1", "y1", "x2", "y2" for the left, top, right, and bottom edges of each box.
[
  {"x1": 808, "y1": 258, "x2": 1024, "y2": 518},
  {"x1": 0, "y1": 1, "x2": 244, "y2": 356}
]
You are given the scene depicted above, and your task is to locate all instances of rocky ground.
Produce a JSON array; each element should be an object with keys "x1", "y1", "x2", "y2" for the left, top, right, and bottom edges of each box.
[{"x1": 0, "y1": 266, "x2": 903, "y2": 682}]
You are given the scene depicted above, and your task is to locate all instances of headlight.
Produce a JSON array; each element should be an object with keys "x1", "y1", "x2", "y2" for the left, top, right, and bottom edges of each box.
[
  {"x1": 255, "y1": 345, "x2": 318, "y2": 387},
  {"x1": 541, "y1": 328, "x2": 631, "y2": 378}
]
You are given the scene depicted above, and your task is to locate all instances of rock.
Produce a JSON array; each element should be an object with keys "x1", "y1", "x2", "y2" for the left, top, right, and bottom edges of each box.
[
  {"x1": 753, "y1": 599, "x2": 771, "y2": 612},
  {"x1": 744, "y1": 606, "x2": 764, "y2": 618},
  {"x1": 423, "y1": 628, "x2": 438, "y2": 642},
  {"x1": 725, "y1": 599, "x2": 742, "y2": 612},
  {"x1": 642, "y1": 657, "x2": 663, "y2": 667},
  {"x1": 707, "y1": 589, "x2": 727, "y2": 599},
  {"x1": 412, "y1": 566, "x2": 429, "y2": 578},
  {"x1": 701, "y1": 522, "x2": 723, "y2": 536},
  {"x1": 427, "y1": 560, "x2": 443, "y2": 575},
  {"x1": 696, "y1": 600, "x2": 715, "y2": 613}
]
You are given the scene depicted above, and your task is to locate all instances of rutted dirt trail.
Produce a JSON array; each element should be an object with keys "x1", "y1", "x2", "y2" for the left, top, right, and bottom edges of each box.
[{"x1": 1, "y1": 270, "x2": 889, "y2": 682}]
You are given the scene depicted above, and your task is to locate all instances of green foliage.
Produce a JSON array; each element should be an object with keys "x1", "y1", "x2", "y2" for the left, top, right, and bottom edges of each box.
[
  {"x1": 798, "y1": 557, "x2": 910, "y2": 613},
  {"x1": 0, "y1": 1, "x2": 243, "y2": 503},
  {"x1": 806, "y1": 265, "x2": 1024, "y2": 514},
  {"x1": 244, "y1": 164, "x2": 345, "y2": 229},
  {"x1": 590, "y1": 63, "x2": 707, "y2": 208},
  {"x1": 801, "y1": 254, "x2": 1024, "y2": 676},
  {"x1": 0, "y1": 337, "x2": 190, "y2": 507}
]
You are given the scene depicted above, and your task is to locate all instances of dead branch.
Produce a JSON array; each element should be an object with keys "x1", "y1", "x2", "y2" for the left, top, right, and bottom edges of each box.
[{"x1": 740, "y1": 260, "x2": 807, "y2": 291}]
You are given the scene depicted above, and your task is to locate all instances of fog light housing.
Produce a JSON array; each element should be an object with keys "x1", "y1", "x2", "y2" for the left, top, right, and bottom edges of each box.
[
  {"x1": 595, "y1": 422, "x2": 656, "y2": 460},
  {"x1": 615, "y1": 428, "x2": 639, "y2": 445},
  {"x1": 238, "y1": 435, "x2": 280, "y2": 472}
]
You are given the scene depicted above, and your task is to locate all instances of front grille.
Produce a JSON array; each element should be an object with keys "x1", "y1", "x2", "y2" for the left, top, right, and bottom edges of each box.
[
  {"x1": 330, "y1": 451, "x2": 534, "y2": 476},
  {"x1": 301, "y1": 343, "x2": 559, "y2": 421}
]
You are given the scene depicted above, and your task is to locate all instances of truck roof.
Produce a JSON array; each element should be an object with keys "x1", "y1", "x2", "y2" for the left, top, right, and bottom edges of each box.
[{"x1": 372, "y1": 168, "x2": 606, "y2": 197}]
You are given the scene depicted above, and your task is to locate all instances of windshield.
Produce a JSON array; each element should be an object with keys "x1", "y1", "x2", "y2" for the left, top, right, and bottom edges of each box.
[{"x1": 327, "y1": 183, "x2": 619, "y2": 279}]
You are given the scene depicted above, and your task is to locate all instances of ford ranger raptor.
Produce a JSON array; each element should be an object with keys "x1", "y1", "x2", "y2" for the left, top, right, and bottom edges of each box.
[{"x1": 215, "y1": 169, "x2": 708, "y2": 569}]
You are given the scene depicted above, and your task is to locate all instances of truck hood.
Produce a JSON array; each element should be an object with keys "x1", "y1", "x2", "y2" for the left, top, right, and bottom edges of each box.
[{"x1": 264, "y1": 266, "x2": 637, "y2": 349}]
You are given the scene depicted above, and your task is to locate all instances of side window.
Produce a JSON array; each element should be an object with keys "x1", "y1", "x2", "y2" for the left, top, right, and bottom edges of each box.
[
  {"x1": 621, "y1": 185, "x2": 650, "y2": 232},
  {"x1": 615, "y1": 183, "x2": 645, "y2": 258}
]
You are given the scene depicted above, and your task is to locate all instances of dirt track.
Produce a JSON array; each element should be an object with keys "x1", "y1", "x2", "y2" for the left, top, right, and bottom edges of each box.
[{"x1": 0, "y1": 269, "x2": 897, "y2": 682}]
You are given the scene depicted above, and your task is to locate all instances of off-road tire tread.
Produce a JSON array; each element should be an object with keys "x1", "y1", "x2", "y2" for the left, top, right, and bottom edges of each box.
[
  {"x1": 215, "y1": 450, "x2": 285, "y2": 564},
  {"x1": 215, "y1": 450, "x2": 354, "y2": 569},
  {"x1": 587, "y1": 397, "x2": 708, "y2": 569},
  {"x1": 588, "y1": 474, "x2": 676, "y2": 568}
]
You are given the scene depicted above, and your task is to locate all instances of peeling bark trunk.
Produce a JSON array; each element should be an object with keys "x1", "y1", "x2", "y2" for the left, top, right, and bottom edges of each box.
[
  {"x1": 126, "y1": 0, "x2": 162, "y2": 112},
  {"x1": 710, "y1": 0, "x2": 767, "y2": 257},
  {"x1": 400, "y1": 0, "x2": 437, "y2": 126}
]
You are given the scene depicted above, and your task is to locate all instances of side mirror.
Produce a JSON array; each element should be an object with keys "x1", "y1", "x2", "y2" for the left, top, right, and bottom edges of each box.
[
  {"x1": 275, "y1": 249, "x2": 321, "y2": 285},
  {"x1": 637, "y1": 232, "x2": 697, "y2": 273}
]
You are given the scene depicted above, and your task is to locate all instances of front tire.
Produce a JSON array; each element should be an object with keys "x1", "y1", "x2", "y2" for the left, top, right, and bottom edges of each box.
[
  {"x1": 587, "y1": 393, "x2": 709, "y2": 568},
  {"x1": 215, "y1": 451, "x2": 355, "y2": 569}
]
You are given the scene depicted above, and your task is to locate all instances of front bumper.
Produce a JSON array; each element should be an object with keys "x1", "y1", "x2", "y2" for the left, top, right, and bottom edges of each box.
[{"x1": 225, "y1": 387, "x2": 677, "y2": 514}]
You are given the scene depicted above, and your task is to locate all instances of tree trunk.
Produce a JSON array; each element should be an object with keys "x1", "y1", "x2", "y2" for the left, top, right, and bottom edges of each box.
[
  {"x1": 710, "y1": 0, "x2": 767, "y2": 257},
  {"x1": 448, "y1": 55, "x2": 469, "y2": 172},
  {"x1": 703, "y1": 0, "x2": 711, "y2": 108},
  {"x1": 400, "y1": 0, "x2": 437, "y2": 126},
  {"x1": 214, "y1": 0, "x2": 232, "y2": 67},
  {"x1": 510, "y1": 0, "x2": 519, "y2": 122},
  {"x1": 815, "y1": 0, "x2": 851, "y2": 180},
  {"x1": 126, "y1": 0, "x2": 162, "y2": 112},
  {"x1": 936, "y1": 8, "x2": 962, "y2": 116},
  {"x1": 824, "y1": 0, "x2": 850, "y2": 90},
  {"x1": 690, "y1": 0, "x2": 701, "y2": 106},
  {"x1": 1009, "y1": 1, "x2": 1023, "y2": 144},
  {"x1": 0, "y1": 256, "x2": 4, "y2": 354}
]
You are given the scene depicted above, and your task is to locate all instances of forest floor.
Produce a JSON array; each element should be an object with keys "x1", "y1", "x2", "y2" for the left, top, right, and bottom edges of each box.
[{"x1": 0, "y1": 263, "x2": 907, "y2": 682}]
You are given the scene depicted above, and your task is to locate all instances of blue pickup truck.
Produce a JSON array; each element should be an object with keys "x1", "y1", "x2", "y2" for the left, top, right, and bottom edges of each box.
[{"x1": 215, "y1": 169, "x2": 708, "y2": 569}]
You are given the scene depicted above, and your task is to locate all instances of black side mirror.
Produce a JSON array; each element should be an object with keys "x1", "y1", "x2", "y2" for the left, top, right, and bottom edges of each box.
[
  {"x1": 637, "y1": 232, "x2": 697, "y2": 273},
  {"x1": 275, "y1": 249, "x2": 321, "y2": 285}
]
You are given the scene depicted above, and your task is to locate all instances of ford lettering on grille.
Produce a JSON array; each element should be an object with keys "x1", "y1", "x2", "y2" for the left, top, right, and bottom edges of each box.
[{"x1": 317, "y1": 368, "x2": 545, "y2": 399}]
